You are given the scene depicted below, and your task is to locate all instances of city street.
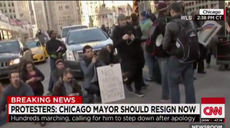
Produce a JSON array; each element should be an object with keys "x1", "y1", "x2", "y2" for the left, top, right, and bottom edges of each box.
[{"x1": 1, "y1": 59, "x2": 229, "y2": 128}]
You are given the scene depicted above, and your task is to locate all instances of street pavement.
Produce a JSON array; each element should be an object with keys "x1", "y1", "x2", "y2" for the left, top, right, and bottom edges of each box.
[{"x1": 1, "y1": 59, "x2": 229, "y2": 128}]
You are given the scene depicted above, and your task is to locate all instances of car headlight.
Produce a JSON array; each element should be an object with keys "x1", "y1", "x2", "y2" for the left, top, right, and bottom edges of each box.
[
  {"x1": 9, "y1": 58, "x2": 20, "y2": 65},
  {"x1": 66, "y1": 50, "x2": 76, "y2": 61}
]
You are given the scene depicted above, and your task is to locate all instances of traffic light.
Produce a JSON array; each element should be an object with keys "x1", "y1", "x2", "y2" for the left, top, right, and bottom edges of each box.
[{"x1": 133, "y1": 0, "x2": 139, "y2": 15}]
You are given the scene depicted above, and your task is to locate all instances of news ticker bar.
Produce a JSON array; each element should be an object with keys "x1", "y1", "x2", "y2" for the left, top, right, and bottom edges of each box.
[
  {"x1": 8, "y1": 114, "x2": 200, "y2": 122},
  {"x1": 194, "y1": 15, "x2": 224, "y2": 21},
  {"x1": 190, "y1": 124, "x2": 225, "y2": 128}
]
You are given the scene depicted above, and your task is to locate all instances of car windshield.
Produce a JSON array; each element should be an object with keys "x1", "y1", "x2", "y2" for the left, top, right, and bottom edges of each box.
[
  {"x1": 26, "y1": 41, "x2": 41, "y2": 48},
  {"x1": 0, "y1": 41, "x2": 20, "y2": 53},
  {"x1": 67, "y1": 29, "x2": 108, "y2": 44},
  {"x1": 61, "y1": 26, "x2": 88, "y2": 38}
]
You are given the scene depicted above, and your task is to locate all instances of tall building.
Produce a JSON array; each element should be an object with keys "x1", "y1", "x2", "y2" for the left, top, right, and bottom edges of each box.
[
  {"x1": 44, "y1": 1, "x2": 81, "y2": 34},
  {"x1": 0, "y1": 1, "x2": 31, "y2": 23},
  {"x1": 182, "y1": 1, "x2": 219, "y2": 14},
  {"x1": 80, "y1": 1, "x2": 133, "y2": 27},
  {"x1": 34, "y1": 1, "x2": 48, "y2": 31}
]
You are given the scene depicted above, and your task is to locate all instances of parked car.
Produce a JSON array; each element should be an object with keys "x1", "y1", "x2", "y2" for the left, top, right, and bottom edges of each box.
[
  {"x1": 64, "y1": 28, "x2": 113, "y2": 78},
  {"x1": 61, "y1": 25, "x2": 88, "y2": 43},
  {"x1": 0, "y1": 39, "x2": 32, "y2": 79},
  {"x1": 25, "y1": 40, "x2": 47, "y2": 63}
]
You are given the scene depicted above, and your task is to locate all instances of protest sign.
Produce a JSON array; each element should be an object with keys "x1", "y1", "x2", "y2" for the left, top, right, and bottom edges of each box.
[
  {"x1": 97, "y1": 64, "x2": 125, "y2": 103},
  {"x1": 198, "y1": 21, "x2": 221, "y2": 46}
]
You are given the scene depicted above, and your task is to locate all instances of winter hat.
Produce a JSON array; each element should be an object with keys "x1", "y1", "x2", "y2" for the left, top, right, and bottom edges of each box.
[
  {"x1": 157, "y1": 2, "x2": 169, "y2": 12},
  {"x1": 117, "y1": 14, "x2": 126, "y2": 21}
]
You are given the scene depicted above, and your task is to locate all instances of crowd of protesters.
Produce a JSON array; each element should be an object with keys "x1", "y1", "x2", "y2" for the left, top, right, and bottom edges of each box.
[{"x1": 0, "y1": 2, "x2": 226, "y2": 127}]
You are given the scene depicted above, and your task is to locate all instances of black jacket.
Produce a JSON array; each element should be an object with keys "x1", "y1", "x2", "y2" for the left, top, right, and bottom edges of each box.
[
  {"x1": 152, "y1": 13, "x2": 170, "y2": 58},
  {"x1": 53, "y1": 79, "x2": 82, "y2": 96},
  {"x1": 111, "y1": 24, "x2": 144, "y2": 68},
  {"x1": 52, "y1": 68, "x2": 64, "y2": 83},
  {"x1": 46, "y1": 39, "x2": 67, "y2": 59}
]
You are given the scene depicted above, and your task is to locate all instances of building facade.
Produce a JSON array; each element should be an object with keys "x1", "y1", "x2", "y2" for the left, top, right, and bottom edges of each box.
[
  {"x1": 0, "y1": 1, "x2": 31, "y2": 23},
  {"x1": 34, "y1": 1, "x2": 48, "y2": 31},
  {"x1": 80, "y1": 1, "x2": 133, "y2": 27},
  {"x1": 43, "y1": 1, "x2": 81, "y2": 34},
  {"x1": 183, "y1": 1, "x2": 219, "y2": 14}
]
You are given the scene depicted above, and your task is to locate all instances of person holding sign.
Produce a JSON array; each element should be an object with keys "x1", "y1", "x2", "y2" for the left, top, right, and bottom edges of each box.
[
  {"x1": 111, "y1": 14, "x2": 145, "y2": 97},
  {"x1": 80, "y1": 45, "x2": 105, "y2": 103}
]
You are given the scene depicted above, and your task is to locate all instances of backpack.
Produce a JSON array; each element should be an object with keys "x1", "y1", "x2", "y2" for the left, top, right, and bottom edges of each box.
[
  {"x1": 173, "y1": 20, "x2": 200, "y2": 63},
  {"x1": 145, "y1": 21, "x2": 157, "y2": 54}
]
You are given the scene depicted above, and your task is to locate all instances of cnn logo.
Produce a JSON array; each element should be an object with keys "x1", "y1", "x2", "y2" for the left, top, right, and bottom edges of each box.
[
  {"x1": 201, "y1": 104, "x2": 225, "y2": 118},
  {"x1": 203, "y1": 107, "x2": 222, "y2": 115}
]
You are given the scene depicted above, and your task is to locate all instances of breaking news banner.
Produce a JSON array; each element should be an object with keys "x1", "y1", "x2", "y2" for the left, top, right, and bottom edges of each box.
[
  {"x1": 190, "y1": 124, "x2": 225, "y2": 128},
  {"x1": 201, "y1": 97, "x2": 225, "y2": 123},
  {"x1": 7, "y1": 96, "x2": 201, "y2": 123},
  {"x1": 197, "y1": 9, "x2": 225, "y2": 21}
]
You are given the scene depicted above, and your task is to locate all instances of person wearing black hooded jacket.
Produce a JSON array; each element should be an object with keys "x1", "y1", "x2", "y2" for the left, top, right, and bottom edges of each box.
[
  {"x1": 151, "y1": 2, "x2": 170, "y2": 101},
  {"x1": 112, "y1": 14, "x2": 145, "y2": 97}
]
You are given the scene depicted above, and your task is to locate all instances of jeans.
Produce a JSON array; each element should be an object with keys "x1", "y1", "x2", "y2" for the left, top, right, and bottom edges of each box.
[
  {"x1": 157, "y1": 57, "x2": 170, "y2": 100},
  {"x1": 168, "y1": 56, "x2": 196, "y2": 103},
  {"x1": 144, "y1": 50, "x2": 154, "y2": 79},
  {"x1": 48, "y1": 58, "x2": 56, "y2": 92}
]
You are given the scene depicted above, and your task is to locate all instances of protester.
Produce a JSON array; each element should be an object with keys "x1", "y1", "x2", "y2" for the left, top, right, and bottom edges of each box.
[
  {"x1": 52, "y1": 59, "x2": 65, "y2": 83},
  {"x1": 80, "y1": 45, "x2": 104, "y2": 102},
  {"x1": 128, "y1": 13, "x2": 148, "y2": 88},
  {"x1": 140, "y1": 11, "x2": 154, "y2": 81},
  {"x1": 145, "y1": 12, "x2": 162, "y2": 84},
  {"x1": 191, "y1": 12, "x2": 206, "y2": 74},
  {"x1": 21, "y1": 61, "x2": 45, "y2": 96},
  {"x1": 0, "y1": 70, "x2": 34, "y2": 114},
  {"x1": 101, "y1": 24, "x2": 108, "y2": 35},
  {"x1": 206, "y1": 35, "x2": 218, "y2": 68},
  {"x1": 162, "y1": 2, "x2": 196, "y2": 103},
  {"x1": 112, "y1": 14, "x2": 145, "y2": 97},
  {"x1": 46, "y1": 30, "x2": 67, "y2": 95},
  {"x1": 53, "y1": 69, "x2": 82, "y2": 96},
  {"x1": 152, "y1": 2, "x2": 171, "y2": 101},
  {"x1": 36, "y1": 29, "x2": 49, "y2": 45}
]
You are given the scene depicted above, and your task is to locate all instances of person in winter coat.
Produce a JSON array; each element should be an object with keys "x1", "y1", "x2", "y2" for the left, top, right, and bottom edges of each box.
[
  {"x1": 101, "y1": 24, "x2": 108, "y2": 35},
  {"x1": 152, "y1": 2, "x2": 170, "y2": 101},
  {"x1": 140, "y1": 11, "x2": 155, "y2": 82},
  {"x1": 80, "y1": 45, "x2": 105, "y2": 103},
  {"x1": 191, "y1": 11, "x2": 206, "y2": 74},
  {"x1": 52, "y1": 69, "x2": 82, "y2": 96},
  {"x1": 111, "y1": 14, "x2": 145, "y2": 97},
  {"x1": 20, "y1": 61, "x2": 45, "y2": 96},
  {"x1": 36, "y1": 29, "x2": 49, "y2": 45},
  {"x1": 127, "y1": 14, "x2": 149, "y2": 88},
  {"x1": 51, "y1": 59, "x2": 65, "y2": 83}
]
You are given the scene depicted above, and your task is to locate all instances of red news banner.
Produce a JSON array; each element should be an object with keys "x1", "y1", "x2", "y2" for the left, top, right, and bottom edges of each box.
[{"x1": 7, "y1": 96, "x2": 224, "y2": 123}]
